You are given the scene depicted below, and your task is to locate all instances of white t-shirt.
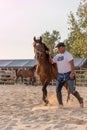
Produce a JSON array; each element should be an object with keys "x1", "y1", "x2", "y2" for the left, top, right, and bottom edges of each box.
[{"x1": 53, "y1": 51, "x2": 73, "y2": 73}]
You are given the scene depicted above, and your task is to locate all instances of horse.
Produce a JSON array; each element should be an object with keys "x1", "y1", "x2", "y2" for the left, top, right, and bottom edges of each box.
[
  {"x1": 33, "y1": 37, "x2": 70, "y2": 105},
  {"x1": 16, "y1": 66, "x2": 36, "y2": 85}
]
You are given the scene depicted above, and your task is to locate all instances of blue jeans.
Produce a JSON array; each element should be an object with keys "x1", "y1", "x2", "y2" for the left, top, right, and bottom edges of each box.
[{"x1": 56, "y1": 73, "x2": 75, "y2": 94}]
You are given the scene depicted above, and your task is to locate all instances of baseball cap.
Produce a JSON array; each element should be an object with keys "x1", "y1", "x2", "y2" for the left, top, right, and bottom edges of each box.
[{"x1": 55, "y1": 42, "x2": 65, "y2": 48}]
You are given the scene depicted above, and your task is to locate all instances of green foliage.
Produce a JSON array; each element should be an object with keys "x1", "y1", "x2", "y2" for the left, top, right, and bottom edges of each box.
[
  {"x1": 40, "y1": 1, "x2": 87, "y2": 58},
  {"x1": 67, "y1": 0, "x2": 87, "y2": 58}
]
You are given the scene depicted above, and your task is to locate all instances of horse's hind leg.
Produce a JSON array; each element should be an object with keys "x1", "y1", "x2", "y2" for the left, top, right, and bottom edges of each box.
[
  {"x1": 42, "y1": 82, "x2": 49, "y2": 105},
  {"x1": 67, "y1": 90, "x2": 70, "y2": 102},
  {"x1": 64, "y1": 83, "x2": 70, "y2": 102}
]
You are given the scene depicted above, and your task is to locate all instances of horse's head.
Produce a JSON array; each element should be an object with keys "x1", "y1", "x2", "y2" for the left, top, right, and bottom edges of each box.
[{"x1": 33, "y1": 36, "x2": 46, "y2": 61}]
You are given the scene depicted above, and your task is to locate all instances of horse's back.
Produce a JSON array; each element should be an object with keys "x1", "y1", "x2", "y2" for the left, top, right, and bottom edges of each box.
[{"x1": 16, "y1": 68, "x2": 35, "y2": 78}]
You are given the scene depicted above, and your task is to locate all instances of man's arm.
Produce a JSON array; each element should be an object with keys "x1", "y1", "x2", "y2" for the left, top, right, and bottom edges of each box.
[
  {"x1": 69, "y1": 59, "x2": 74, "y2": 72},
  {"x1": 69, "y1": 59, "x2": 75, "y2": 78}
]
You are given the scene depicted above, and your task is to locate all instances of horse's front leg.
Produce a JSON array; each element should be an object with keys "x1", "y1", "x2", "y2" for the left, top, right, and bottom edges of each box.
[{"x1": 42, "y1": 82, "x2": 49, "y2": 105}]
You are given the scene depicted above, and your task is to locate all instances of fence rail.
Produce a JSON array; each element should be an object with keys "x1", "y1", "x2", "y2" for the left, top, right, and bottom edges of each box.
[
  {"x1": 75, "y1": 70, "x2": 87, "y2": 87},
  {"x1": 0, "y1": 70, "x2": 16, "y2": 84},
  {"x1": 0, "y1": 69, "x2": 87, "y2": 86}
]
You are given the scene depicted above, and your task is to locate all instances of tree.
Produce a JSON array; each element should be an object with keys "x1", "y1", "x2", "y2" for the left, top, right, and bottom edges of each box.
[
  {"x1": 67, "y1": 0, "x2": 87, "y2": 57},
  {"x1": 41, "y1": 30, "x2": 61, "y2": 56}
]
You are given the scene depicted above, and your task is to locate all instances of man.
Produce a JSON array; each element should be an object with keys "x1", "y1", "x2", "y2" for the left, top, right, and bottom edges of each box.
[{"x1": 53, "y1": 42, "x2": 83, "y2": 108}]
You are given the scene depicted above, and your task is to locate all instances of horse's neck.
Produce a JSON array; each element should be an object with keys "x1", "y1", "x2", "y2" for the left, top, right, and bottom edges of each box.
[{"x1": 37, "y1": 59, "x2": 49, "y2": 65}]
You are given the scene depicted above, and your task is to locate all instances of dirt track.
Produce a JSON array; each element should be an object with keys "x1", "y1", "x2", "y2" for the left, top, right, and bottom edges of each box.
[{"x1": 0, "y1": 84, "x2": 87, "y2": 130}]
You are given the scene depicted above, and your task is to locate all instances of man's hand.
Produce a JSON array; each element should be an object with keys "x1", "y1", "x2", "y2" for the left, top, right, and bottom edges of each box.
[
  {"x1": 70, "y1": 72, "x2": 75, "y2": 78},
  {"x1": 46, "y1": 51, "x2": 51, "y2": 54}
]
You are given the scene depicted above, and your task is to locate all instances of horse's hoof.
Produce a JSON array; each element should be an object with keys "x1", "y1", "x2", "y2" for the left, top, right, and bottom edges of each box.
[
  {"x1": 58, "y1": 105, "x2": 64, "y2": 109},
  {"x1": 44, "y1": 100, "x2": 49, "y2": 106}
]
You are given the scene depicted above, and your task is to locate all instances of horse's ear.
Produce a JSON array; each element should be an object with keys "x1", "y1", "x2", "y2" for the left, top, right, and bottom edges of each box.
[
  {"x1": 33, "y1": 36, "x2": 36, "y2": 42},
  {"x1": 40, "y1": 36, "x2": 42, "y2": 42}
]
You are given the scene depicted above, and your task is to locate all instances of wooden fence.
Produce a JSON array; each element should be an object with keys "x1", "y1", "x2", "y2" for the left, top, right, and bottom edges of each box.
[
  {"x1": 75, "y1": 70, "x2": 87, "y2": 87},
  {"x1": 0, "y1": 69, "x2": 87, "y2": 86},
  {"x1": 0, "y1": 70, "x2": 16, "y2": 84}
]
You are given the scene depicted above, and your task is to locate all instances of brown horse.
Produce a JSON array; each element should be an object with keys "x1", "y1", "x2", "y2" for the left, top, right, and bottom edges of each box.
[
  {"x1": 33, "y1": 37, "x2": 70, "y2": 105},
  {"x1": 16, "y1": 66, "x2": 36, "y2": 85}
]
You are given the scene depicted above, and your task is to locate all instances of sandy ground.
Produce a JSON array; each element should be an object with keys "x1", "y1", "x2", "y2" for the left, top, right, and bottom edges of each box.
[{"x1": 0, "y1": 84, "x2": 87, "y2": 130}]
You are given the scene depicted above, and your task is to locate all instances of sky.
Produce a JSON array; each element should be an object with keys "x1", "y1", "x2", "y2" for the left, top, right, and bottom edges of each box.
[{"x1": 0, "y1": 0, "x2": 81, "y2": 59}]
